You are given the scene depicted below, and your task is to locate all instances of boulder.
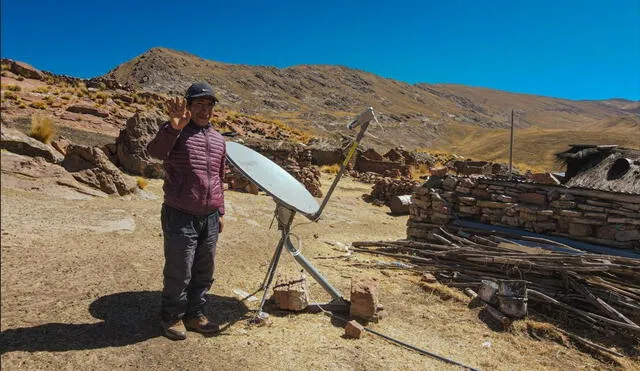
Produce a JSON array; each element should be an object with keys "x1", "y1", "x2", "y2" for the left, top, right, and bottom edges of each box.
[
  {"x1": 65, "y1": 104, "x2": 110, "y2": 118},
  {"x1": 389, "y1": 195, "x2": 412, "y2": 215},
  {"x1": 361, "y1": 148, "x2": 383, "y2": 161},
  {"x1": 429, "y1": 166, "x2": 448, "y2": 176},
  {"x1": 51, "y1": 136, "x2": 72, "y2": 155},
  {"x1": 9, "y1": 60, "x2": 45, "y2": 80},
  {"x1": 115, "y1": 112, "x2": 165, "y2": 178},
  {"x1": 63, "y1": 144, "x2": 136, "y2": 195},
  {"x1": 1, "y1": 127, "x2": 63, "y2": 164}
]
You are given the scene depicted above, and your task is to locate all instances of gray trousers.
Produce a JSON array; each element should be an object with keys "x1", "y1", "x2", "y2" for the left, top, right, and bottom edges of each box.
[{"x1": 160, "y1": 204, "x2": 219, "y2": 322}]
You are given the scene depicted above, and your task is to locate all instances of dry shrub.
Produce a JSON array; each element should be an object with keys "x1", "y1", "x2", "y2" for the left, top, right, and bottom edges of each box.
[
  {"x1": 136, "y1": 177, "x2": 149, "y2": 190},
  {"x1": 29, "y1": 101, "x2": 47, "y2": 110},
  {"x1": 5, "y1": 84, "x2": 21, "y2": 91},
  {"x1": 419, "y1": 282, "x2": 469, "y2": 303},
  {"x1": 94, "y1": 92, "x2": 109, "y2": 104},
  {"x1": 320, "y1": 164, "x2": 341, "y2": 174},
  {"x1": 34, "y1": 86, "x2": 51, "y2": 93},
  {"x1": 4, "y1": 91, "x2": 18, "y2": 100},
  {"x1": 409, "y1": 164, "x2": 431, "y2": 179},
  {"x1": 512, "y1": 320, "x2": 628, "y2": 367},
  {"x1": 29, "y1": 115, "x2": 56, "y2": 144},
  {"x1": 512, "y1": 320, "x2": 569, "y2": 346},
  {"x1": 247, "y1": 114, "x2": 313, "y2": 143}
]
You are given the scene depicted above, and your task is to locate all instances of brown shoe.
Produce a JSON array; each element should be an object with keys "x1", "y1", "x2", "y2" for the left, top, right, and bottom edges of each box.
[
  {"x1": 183, "y1": 316, "x2": 220, "y2": 334},
  {"x1": 161, "y1": 319, "x2": 187, "y2": 340}
]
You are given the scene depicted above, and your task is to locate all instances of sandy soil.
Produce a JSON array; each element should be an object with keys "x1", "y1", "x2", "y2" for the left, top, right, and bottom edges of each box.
[{"x1": 1, "y1": 173, "x2": 635, "y2": 370}]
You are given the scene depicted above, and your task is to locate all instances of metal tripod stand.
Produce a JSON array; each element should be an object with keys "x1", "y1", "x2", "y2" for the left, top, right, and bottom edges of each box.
[
  {"x1": 253, "y1": 204, "x2": 349, "y2": 321},
  {"x1": 246, "y1": 107, "x2": 379, "y2": 322}
]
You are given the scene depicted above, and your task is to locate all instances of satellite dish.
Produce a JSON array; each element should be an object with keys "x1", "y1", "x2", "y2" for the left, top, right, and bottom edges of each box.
[
  {"x1": 226, "y1": 142, "x2": 320, "y2": 218},
  {"x1": 224, "y1": 108, "x2": 379, "y2": 321}
]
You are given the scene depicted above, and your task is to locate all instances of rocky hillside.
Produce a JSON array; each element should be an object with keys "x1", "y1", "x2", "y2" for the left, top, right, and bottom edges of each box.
[
  {"x1": 105, "y1": 47, "x2": 639, "y2": 154},
  {"x1": 2, "y1": 47, "x2": 638, "y2": 171}
]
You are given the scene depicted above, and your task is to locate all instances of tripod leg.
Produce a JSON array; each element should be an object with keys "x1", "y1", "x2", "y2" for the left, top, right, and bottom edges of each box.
[
  {"x1": 255, "y1": 236, "x2": 285, "y2": 318},
  {"x1": 261, "y1": 237, "x2": 285, "y2": 290}
]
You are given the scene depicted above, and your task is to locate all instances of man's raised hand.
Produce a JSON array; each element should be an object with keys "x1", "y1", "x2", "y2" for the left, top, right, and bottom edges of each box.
[{"x1": 165, "y1": 97, "x2": 191, "y2": 130}]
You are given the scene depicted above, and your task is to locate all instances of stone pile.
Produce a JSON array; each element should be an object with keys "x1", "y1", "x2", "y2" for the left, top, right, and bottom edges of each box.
[
  {"x1": 365, "y1": 177, "x2": 420, "y2": 206},
  {"x1": 350, "y1": 171, "x2": 382, "y2": 184},
  {"x1": 408, "y1": 175, "x2": 640, "y2": 249},
  {"x1": 280, "y1": 149, "x2": 322, "y2": 197}
]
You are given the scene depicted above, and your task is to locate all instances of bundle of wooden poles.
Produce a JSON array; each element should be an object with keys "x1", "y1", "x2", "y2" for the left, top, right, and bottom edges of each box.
[{"x1": 352, "y1": 226, "x2": 640, "y2": 339}]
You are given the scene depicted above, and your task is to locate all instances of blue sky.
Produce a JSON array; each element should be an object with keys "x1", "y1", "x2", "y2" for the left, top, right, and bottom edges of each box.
[{"x1": 2, "y1": 0, "x2": 639, "y2": 100}]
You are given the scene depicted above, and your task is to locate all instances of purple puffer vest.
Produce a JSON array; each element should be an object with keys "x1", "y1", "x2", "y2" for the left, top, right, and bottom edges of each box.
[{"x1": 147, "y1": 121, "x2": 226, "y2": 216}]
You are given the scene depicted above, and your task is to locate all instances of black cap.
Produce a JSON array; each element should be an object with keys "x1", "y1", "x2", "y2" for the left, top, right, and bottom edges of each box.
[{"x1": 185, "y1": 82, "x2": 218, "y2": 102}]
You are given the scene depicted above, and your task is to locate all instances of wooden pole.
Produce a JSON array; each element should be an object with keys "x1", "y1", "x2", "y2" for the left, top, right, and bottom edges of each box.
[{"x1": 509, "y1": 109, "x2": 514, "y2": 180}]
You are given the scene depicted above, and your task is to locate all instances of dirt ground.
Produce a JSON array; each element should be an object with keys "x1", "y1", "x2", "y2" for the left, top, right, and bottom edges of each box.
[{"x1": 1, "y1": 172, "x2": 637, "y2": 370}]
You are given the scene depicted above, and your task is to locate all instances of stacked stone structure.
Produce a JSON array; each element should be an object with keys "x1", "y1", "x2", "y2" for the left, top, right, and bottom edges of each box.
[{"x1": 408, "y1": 176, "x2": 640, "y2": 249}]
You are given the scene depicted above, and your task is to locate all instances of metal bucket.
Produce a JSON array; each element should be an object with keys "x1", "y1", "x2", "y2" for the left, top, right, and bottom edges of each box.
[
  {"x1": 498, "y1": 295, "x2": 528, "y2": 318},
  {"x1": 498, "y1": 280, "x2": 527, "y2": 297},
  {"x1": 478, "y1": 280, "x2": 499, "y2": 305}
]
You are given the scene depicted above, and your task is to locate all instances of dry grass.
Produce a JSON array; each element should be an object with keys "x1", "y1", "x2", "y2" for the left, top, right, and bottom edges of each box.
[
  {"x1": 511, "y1": 320, "x2": 633, "y2": 369},
  {"x1": 431, "y1": 122, "x2": 640, "y2": 171},
  {"x1": 409, "y1": 164, "x2": 431, "y2": 179},
  {"x1": 29, "y1": 115, "x2": 56, "y2": 144},
  {"x1": 419, "y1": 282, "x2": 470, "y2": 303},
  {"x1": 5, "y1": 84, "x2": 21, "y2": 91},
  {"x1": 94, "y1": 92, "x2": 109, "y2": 104},
  {"x1": 0, "y1": 173, "x2": 636, "y2": 370},
  {"x1": 136, "y1": 177, "x2": 149, "y2": 190},
  {"x1": 33, "y1": 86, "x2": 51, "y2": 94},
  {"x1": 3, "y1": 91, "x2": 18, "y2": 100},
  {"x1": 320, "y1": 164, "x2": 341, "y2": 174},
  {"x1": 29, "y1": 101, "x2": 48, "y2": 110},
  {"x1": 248, "y1": 113, "x2": 314, "y2": 143}
]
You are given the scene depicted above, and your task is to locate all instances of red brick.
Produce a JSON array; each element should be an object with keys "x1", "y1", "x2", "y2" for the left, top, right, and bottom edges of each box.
[
  {"x1": 345, "y1": 320, "x2": 366, "y2": 339},
  {"x1": 350, "y1": 276, "x2": 379, "y2": 320}
]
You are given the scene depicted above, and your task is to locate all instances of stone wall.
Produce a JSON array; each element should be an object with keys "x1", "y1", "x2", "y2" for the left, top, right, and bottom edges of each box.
[
  {"x1": 355, "y1": 158, "x2": 411, "y2": 177},
  {"x1": 407, "y1": 176, "x2": 640, "y2": 250},
  {"x1": 229, "y1": 139, "x2": 322, "y2": 197},
  {"x1": 364, "y1": 178, "x2": 419, "y2": 206}
]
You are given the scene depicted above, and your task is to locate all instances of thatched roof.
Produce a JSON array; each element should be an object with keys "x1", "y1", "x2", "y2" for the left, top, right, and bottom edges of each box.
[{"x1": 556, "y1": 145, "x2": 640, "y2": 194}]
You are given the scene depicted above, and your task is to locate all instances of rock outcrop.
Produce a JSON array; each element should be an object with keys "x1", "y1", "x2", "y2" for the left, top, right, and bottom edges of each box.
[
  {"x1": 63, "y1": 144, "x2": 136, "y2": 196},
  {"x1": 1, "y1": 127, "x2": 64, "y2": 164},
  {"x1": 65, "y1": 104, "x2": 110, "y2": 118},
  {"x1": 365, "y1": 177, "x2": 420, "y2": 206},
  {"x1": 8, "y1": 60, "x2": 45, "y2": 80},
  {"x1": 115, "y1": 112, "x2": 165, "y2": 178}
]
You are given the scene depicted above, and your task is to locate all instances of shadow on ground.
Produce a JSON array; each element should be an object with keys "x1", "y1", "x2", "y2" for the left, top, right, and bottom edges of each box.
[{"x1": 0, "y1": 290, "x2": 249, "y2": 354}]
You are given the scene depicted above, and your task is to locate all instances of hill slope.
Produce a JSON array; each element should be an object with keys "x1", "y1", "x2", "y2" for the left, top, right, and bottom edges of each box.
[{"x1": 105, "y1": 47, "x2": 640, "y2": 168}]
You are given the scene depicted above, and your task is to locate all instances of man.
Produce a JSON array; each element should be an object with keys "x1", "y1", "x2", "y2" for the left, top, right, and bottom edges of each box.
[{"x1": 147, "y1": 82, "x2": 226, "y2": 340}]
